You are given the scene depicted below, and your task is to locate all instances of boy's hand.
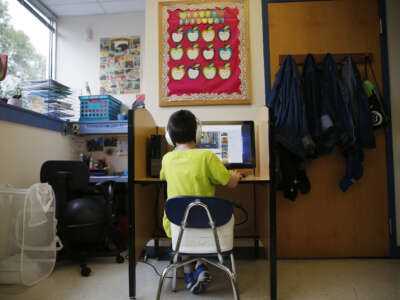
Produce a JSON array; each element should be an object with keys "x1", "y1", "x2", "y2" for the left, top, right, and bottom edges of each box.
[{"x1": 227, "y1": 170, "x2": 241, "y2": 188}]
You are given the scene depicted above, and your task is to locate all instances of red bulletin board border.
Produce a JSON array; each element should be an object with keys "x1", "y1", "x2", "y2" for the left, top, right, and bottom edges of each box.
[{"x1": 159, "y1": 0, "x2": 251, "y2": 106}]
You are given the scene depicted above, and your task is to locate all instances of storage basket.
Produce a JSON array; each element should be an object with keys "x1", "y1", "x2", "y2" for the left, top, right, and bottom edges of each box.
[
  {"x1": 79, "y1": 95, "x2": 122, "y2": 121},
  {"x1": 0, "y1": 184, "x2": 62, "y2": 286}
]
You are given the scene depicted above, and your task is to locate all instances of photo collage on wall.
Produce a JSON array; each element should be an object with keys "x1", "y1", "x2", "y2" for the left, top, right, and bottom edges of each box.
[{"x1": 100, "y1": 37, "x2": 140, "y2": 94}]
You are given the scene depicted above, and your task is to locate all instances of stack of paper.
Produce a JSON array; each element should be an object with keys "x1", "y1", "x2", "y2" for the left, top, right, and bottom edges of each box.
[{"x1": 21, "y1": 80, "x2": 78, "y2": 120}]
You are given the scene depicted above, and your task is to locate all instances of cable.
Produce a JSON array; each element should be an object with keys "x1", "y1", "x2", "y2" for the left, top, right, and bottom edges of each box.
[
  {"x1": 138, "y1": 260, "x2": 184, "y2": 279},
  {"x1": 125, "y1": 254, "x2": 184, "y2": 279},
  {"x1": 231, "y1": 202, "x2": 248, "y2": 226}
]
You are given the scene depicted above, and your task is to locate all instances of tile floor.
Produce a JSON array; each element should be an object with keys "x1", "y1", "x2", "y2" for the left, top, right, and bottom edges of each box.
[{"x1": 0, "y1": 258, "x2": 399, "y2": 300}]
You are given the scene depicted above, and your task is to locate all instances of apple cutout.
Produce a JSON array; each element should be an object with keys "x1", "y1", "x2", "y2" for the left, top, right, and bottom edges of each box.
[
  {"x1": 179, "y1": 11, "x2": 187, "y2": 19},
  {"x1": 202, "y1": 63, "x2": 217, "y2": 80},
  {"x1": 218, "y1": 63, "x2": 232, "y2": 80},
  {"x1": 170, "y1": 44, "x2": 184, "y2": 61},
  {"x1": 218, "y1": 45, "x2": 233, "y2": 61},
  {"x1": 187, "y1": 26, "x2": 200, "y2": 42},
  {"x1": 202, "y1": 26, "x2": 215, "y2": 42},
  {"x1": 186, "y1": 44, "x2": 200, "y2": 60},
  {"x1": 202, "y1": 44, "x2": 215, "y2": 61},
  {"x1": 187, "y1": 63, "x2": 201, "y2": 80},
  {"x1": 218, "y1": 25, "x2": 231, "y2": 42},
  {"x1": 171, "y1": 27, "x2": 184, "y2": 43},
  {"x1": 171, "y1": 65, "x2": 185, "y2": 81},
  {"x1": 199, "y1": 11, "x2": 205, "y2": 18}
]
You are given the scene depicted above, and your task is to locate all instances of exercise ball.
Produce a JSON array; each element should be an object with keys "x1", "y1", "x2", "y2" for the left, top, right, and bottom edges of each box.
[{"x1": 64, "y1": 196, "x2": 106, "y2": 246}]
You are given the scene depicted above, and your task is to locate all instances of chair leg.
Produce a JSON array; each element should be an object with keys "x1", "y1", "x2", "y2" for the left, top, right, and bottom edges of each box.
[
  {"x1": 155, "y1": 265, "x2": 175, "y2": 300},
  {"x1": 230, "y1": 275, "x2": 240, "y2": 300},
  {"x1": 171, "y1": 268, "x2": 177, "y2": 292},
  {"x1": 230, "y1": 253, "x2": 237, "y2": 276},
  {"x1": 202, "y1": 258, "x2": 240, "y2": 300}
]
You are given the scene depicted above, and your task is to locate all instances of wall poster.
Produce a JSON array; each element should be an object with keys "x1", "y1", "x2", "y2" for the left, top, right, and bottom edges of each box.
[
  {"x1": 159, "y1": 0, "x2": 250, "y2": 106},
  {"x1": 100, "y1": 37, "x2": 141, "y2": 94}
]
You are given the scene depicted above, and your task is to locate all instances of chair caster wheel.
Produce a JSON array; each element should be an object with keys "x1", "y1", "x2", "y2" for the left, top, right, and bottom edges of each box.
[
  {"x1": 81, "y1": 266, "x2": 91, "y2": 277},
  {"x1": 116, "y1": 255, "x2": 124, "y2": 264}
]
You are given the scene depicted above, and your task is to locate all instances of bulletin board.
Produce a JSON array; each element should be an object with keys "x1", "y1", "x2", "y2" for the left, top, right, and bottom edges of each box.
[{"x1": 159, "y1": 0, "x2": 250, "y2": 106}]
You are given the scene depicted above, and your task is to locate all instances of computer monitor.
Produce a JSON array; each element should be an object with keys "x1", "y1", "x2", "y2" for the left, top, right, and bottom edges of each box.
[{"x1": 196, "y1": 121, "x2": 256, "y2": 169}]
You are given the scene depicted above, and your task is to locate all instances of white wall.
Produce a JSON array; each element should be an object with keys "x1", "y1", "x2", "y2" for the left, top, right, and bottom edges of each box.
[
  {"x1": 386, "y1": 0, "x2": 400, "y2": 246},
  {"x1": 0, "y1": 121, "x2": 76, "y2": 187},
  {"x1": 56, "y1": 11, "x2": 145, "y2": 110},
  {"x1": 143, "y1": 0, "x2": 266, "y2": 126}
]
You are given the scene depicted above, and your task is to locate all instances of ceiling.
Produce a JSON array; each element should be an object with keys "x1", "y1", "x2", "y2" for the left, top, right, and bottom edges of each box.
[{"x1": 40, "y1": 0, "x2": 145, "y2": 17}]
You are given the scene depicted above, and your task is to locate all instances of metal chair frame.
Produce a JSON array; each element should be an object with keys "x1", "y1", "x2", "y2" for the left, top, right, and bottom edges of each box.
[{"x1": 155, "y1": 199, "x2": 240, "y2": 300}]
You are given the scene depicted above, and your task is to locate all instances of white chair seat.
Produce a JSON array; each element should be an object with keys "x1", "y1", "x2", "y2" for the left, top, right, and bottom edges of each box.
[{"x1": 171, "y1": 216, "x2": 234, "y2": 254}]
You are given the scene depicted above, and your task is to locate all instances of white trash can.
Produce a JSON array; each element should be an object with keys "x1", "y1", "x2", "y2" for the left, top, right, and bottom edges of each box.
[{"x1": 0, "y1": 183, "x2": 62, "y2": 286}]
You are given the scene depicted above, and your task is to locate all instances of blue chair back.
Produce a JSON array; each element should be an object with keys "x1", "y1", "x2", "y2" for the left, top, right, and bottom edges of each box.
[{"x1": 165, "y1": 196, "x2": 233, "y2": 228}]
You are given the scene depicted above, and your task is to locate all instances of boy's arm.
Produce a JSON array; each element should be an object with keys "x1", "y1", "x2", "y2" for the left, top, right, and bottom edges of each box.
[
  {"x1": 207, "y1": 152, "x2": 241, "y2": 187},
  {"x1": 226, "y1": 170, "x2": 242, "y2": 188}
]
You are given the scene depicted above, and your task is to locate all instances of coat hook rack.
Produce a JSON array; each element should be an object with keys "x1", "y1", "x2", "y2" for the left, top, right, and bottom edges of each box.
[{"x1": 278, "y1": 53, "x2": 372, "y2": 65}]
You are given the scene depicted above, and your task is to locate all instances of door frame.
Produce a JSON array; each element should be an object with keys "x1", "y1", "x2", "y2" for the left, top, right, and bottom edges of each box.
[
  {"x1": 378, "y1": 0, "x2": 400, "y2": 258},
  {"x1": 261, "y1": 2, "x2": 398, "y2": 299}
]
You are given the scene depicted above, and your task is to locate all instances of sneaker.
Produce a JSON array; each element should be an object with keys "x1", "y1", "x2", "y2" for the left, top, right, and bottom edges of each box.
[
  {"x1": 192, "y1": 263, "x2": 211, "y2": 293},
  {"x1": 184, "y1": 273, "x2": 195, "y2": 290}
]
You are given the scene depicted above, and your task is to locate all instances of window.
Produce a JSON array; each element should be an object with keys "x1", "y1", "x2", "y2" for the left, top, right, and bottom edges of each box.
[{"x1": 0, "y1": 0, "x2": 56, "y2": 111}]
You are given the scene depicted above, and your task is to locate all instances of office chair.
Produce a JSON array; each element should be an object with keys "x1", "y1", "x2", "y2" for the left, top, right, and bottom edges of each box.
[
  {"x1": 40, "y1": 160, "x2": 125, "y2": 277},
  {"x1": 156, "y1": 196, "x2": 240, "y2": 300}
]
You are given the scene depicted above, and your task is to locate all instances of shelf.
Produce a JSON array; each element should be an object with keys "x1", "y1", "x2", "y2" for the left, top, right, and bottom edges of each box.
[{"x1": 73, "y1": 120, "x2": 128, "y2": 135}]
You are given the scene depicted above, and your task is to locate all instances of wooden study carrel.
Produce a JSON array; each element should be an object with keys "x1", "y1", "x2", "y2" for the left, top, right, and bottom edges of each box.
[{"x1": 127, "y1": 107, "x2": 271, "y2": 299}]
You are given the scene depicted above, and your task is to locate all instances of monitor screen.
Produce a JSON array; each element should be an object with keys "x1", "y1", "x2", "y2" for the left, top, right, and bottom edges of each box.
[{"x1": 196, "y1": 121, "x2": 255, "y2": 169}]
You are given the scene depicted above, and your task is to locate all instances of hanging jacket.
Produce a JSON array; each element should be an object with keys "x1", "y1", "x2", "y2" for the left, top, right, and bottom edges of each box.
[
  {"x1": 302, "y1": 54, "x2": 325, "y2": 156},
  {"x1": 267, "y1": 55, "x2": 315, "y2": 158},
  {"x1": 319, "y1": 54, "x2": 355, "y2": 152},
  {"x1": 341, "y1": 55, "x2": 376, "y2": 149}
]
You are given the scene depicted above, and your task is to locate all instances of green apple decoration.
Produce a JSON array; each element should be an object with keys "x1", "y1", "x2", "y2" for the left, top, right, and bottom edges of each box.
[
  {"x1": 202, "y1": 26, "x2": 215, "y2": 42},
  {"x1": 186, "y1": 26, "x2": 200, "y2": 42},
  {"x1": 171, "y1": 27, "x2": 184, "y2": 43},
  {"x1": 202, "y1": 63, "x2": 217, "y2": 80},
  {"x1": 186, "y1": 44, "x2": 200, "y2": 60},
  {"x1": 187, "y1": 63, "x2": 201, "y2": 80},
  {"x1": 218, "y1": 44, "x2": 233, "y2": 61},
  {"x1": 202, "y1": 44, "x2": 215, "y2": 61},
  {"x1": 170, "y1": 44, "x2": 184, "y2": 61},
  {"x1": 179, "y1": 11, "x2": 187, "y2": 19},
  {"x1": 171, "y1": 64, "x2": 185, "y2": 81},
  {"x1": 218, "y1": 63, "x2": 232, "y2": 80},
  {"x1": 218, "y1": 25, "x2": 231, "y2": 42}
]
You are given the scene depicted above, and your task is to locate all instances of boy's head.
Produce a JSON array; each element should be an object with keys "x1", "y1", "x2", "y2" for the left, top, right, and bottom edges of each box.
[{"x1": 167, "y1": 110, "x2": 198, "y2": 146}]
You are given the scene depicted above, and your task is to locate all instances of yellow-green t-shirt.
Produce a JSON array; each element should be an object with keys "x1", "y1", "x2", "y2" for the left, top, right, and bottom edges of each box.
[{"x1": 160, "y1": 149, "x2": 232, "y2": 237}]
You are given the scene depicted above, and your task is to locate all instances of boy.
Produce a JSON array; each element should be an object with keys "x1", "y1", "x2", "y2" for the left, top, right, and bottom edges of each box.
[{"x1": 160, "y1": 110, "x2": 241, "y2": 294}]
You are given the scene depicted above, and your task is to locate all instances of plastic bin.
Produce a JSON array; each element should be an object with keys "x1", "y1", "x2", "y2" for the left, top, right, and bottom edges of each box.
[
  {"x1": 0, "y1": 184, "x2": 61, "y2": 286},
  {"x1": 79, "y1": 95, "x2": 122, "y2": 121}
]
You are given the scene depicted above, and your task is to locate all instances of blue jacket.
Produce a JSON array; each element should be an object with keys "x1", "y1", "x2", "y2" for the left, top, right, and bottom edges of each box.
[
  {"x1": 341, "y1": 55, "x2": 376, "y2": 149},
  {"x1": 319, "y1": 54, "x2": 355, "y2": 151},
  {"x1": 302, "y1": 54, "x2": 322, "y2": 142},
  {"x1": 267, "y1": 55, "x2": 314, "y2": 158}
]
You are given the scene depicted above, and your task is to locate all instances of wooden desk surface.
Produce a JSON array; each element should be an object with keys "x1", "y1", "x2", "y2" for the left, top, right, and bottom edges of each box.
[{"x1": 134, "y1": 176, "x2": 270, "y2": 183}]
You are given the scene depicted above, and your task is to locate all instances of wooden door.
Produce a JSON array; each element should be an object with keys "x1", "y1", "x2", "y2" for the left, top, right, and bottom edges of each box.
[{"x1": 267, "y1": 0, "x2": 389, "y2": 257}]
